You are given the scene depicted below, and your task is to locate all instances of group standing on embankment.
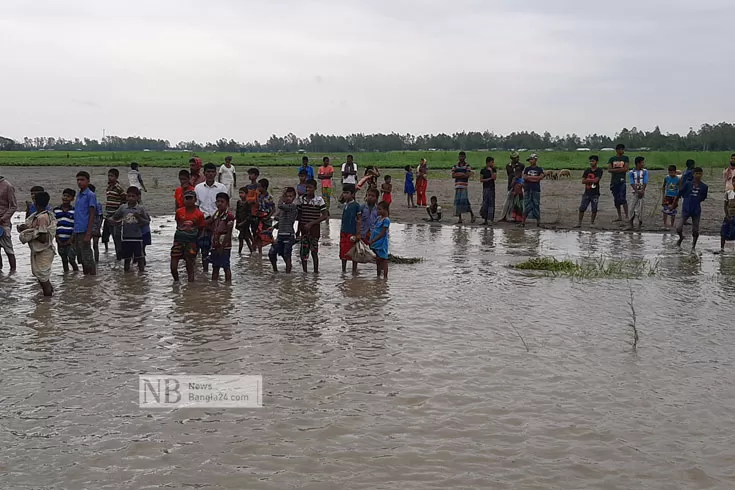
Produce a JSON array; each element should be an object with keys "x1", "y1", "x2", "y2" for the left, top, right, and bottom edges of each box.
[{"x1": 2, "y1": 147, "x2": 735, "y2": 296}]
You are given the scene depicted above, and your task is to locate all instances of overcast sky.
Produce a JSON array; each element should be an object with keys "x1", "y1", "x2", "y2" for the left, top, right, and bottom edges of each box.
[{"x1": 2, "y1": 0, "x2": 734, "y2": 143}]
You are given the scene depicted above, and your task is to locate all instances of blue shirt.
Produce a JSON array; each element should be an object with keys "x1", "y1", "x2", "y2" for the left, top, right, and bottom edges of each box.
[
  {"x1": 299, "y1": 165, "x2": 314, "y2": 180},
  {"x1": 360, "y1": 203, "x2": 379, "y2": 237},
  {"x1": 341, "y1": 200, "x2": 360, "y2": 234},
  {"x1": 370, "y1": 217, "x2": 390, "y2": 258},
  {"x1": 681, "y1": 169, "x2": 694, "y2": 187},
  {"x1": 679, "y1": 181, "x2": 708, "y2": 216},
  {"x1": 664, "y1": 175, "x2": 680, "y2": 197},
  {"x1": 54, "y1": 205, "x2": 75, "y2": 241},
  {"x1": 73, "y1": 188, "x2": 98, "y2": 233},
  {"x1": 523, "y1": 166, "x2": 544, "y2": 192},
  {"x1": 629, "y1": 169, "x2": 649, "y2": 187},
  {"x1": 29, "y1": 203, "x2": 52, "y2": 215}
]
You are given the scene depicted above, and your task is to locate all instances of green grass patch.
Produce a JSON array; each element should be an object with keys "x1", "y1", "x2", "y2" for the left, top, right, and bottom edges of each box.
[
  {"x1": 514, "y1": 256, "x2": 659, "y2": 278},
  {"x1": 0, "y1": 150, "x2": 732, "y2": 171}
]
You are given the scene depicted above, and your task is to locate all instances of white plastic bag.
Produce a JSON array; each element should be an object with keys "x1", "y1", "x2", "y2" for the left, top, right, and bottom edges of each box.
[{"x1": 346, "y1": 239, "x2": 376, "y2": 263}]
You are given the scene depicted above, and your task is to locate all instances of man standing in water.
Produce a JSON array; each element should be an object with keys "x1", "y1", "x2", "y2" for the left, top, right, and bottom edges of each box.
[
  {"x1": 195, "y1": 163, "x2": 228, "y2": 272},
  {"x1": 576, "y1": 155, "x2": 603, "y2": 228},
  {"x1": 522, "y1": 154, "x2": 544, "y2": 227},
  {"x1": 608, "y1": 144, "x2": 629, "y2": 222},
  {"x1": 0, "y1": 174, "x2": 17, "y2": 271}
]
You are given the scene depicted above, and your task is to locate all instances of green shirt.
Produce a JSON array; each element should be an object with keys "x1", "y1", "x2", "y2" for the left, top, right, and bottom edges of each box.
[{"x1": 608, "y1": 155, "x2": 630, "y2": 185}]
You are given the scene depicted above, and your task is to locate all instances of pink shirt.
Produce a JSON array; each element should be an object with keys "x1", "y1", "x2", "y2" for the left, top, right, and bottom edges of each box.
[{"x1": 319, "y1": 165, "x2": 334, "y2": 188}]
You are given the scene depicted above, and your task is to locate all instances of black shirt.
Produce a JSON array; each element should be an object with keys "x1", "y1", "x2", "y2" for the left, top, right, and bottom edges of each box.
[
  {"x1": 480, "y1": 167, "x2": 497, "y2": 190},
  {"x1": 583, "y1": 167, "x2": 604, "y2": 196}
]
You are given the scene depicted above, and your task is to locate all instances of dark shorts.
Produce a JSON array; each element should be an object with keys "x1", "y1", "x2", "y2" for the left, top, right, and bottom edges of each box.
[
  {"x1": 210, "y1": 249, "x2": 231, "y2": 269},
  {"x1": 248, "y1": 216, "x2": 259, "y2": 237},
  {"x1": 299, "y1": 236, "x2": 319, "y2": 261},
  {"x1": 171, "y1": 240, "x2": 197, "y2": 260},
  {"x1": 579, "y1": 194, "x2": 599, "y2": 213},
  {"x1": 197, "y1": 233, "x2": 212, "y2": 259},
  {"x1": 678, "y1": 213, "x2": 701, "y2": 235},
  {"x1": 662, "y1": 196, "x2": 678, "y2": 215},
  {"x1": 270, "y1": 235, "x2": 294, "y2": 259},
  {"x1": 611, "y1": 182, "x2": 627, "y2": 206},
  {"x1": 121, "y1": 240, "x2": 143, "y2": 259}
]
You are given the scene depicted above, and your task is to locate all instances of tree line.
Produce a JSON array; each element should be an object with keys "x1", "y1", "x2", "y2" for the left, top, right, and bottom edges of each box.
[{"x1": 2, "y1": 122, "x2": 735, "y2": 153}]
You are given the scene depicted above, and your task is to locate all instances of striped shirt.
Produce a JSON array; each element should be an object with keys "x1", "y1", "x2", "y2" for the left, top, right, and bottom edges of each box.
[
  {"x1": 296, "y1": 194, "x2": 326, "y2": 238},
  {"x1": 54, "y1": 205, "x2": 75, "y2": 241},
  {"x1": 452, "y1": 164, "x2": 472, "y2": 189},
  {"x1": 277, "y1": 202, "x2": 298, "y2": 236},
  {"x1": 105, "y1": 182, "x2": 127, "y2": 217}
]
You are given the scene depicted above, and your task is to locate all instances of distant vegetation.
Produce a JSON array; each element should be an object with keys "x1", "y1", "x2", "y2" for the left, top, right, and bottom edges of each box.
[{"x1": 2, "y1": 122, "x2": 735, "y2": 153}]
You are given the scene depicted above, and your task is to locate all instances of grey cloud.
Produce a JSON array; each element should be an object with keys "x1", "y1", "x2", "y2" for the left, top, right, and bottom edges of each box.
[{"x1": 1, "y1": 0, "x2": 734, "y2": 143}]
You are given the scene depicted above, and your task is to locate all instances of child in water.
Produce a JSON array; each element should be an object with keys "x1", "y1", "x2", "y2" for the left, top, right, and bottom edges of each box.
[
  {"x1": 381, "y1": 175, "x2": 393, "y2": 205},
  {"x1": 404, "y1": 165, "x2": 416, "y2": 208},
  {"x1": 17, "y1": 191, "x2": 56, "y2": 296},
  {"x1": 370, "y1": 201, "x2": 390, "y2": 279}
]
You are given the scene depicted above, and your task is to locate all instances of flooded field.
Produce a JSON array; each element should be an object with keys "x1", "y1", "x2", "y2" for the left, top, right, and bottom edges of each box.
[{"x1": 2, "y1": 217, "x2": 735, "y2": 489}]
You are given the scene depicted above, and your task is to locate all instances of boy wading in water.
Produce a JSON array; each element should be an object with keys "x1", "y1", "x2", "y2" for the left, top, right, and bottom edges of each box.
[
  {"x1": 110, "y1": 187, "x2": 150, "y2": 272},
  {"x1": 17, "y1": 191, "x2": 56, "y2": 296},
  {"x1": 54, "y1": 189, "x2": 79, "y2": 272},
  {"x1": 369, "y1": 201, "x2": 390, "y2": 279},
  {"x1": 479, "y1": 156, "x2": 497, "y2": 225},
  {"x1": 269, "y1": 187, "x2": 298, "y2": 273},
  {"x1": 339, "y1": 185, "x2": 362, "y2": 274},
  {"x1": 662, "y1": 165, "x2": 680, "y2": 229},
  {"x1": 721, "y1": 176, "x2": 735, "y2": 252},
  {"x1": 210, "y1": 193, "x2": 235, "y2": 282},
  {"x1": 576, "y1": 155, "x2": 603, "y2": 227},
  {"x1": 296, "y1": 179, "x2": 328, "y2": 273},
  {"x1": 628, "y1": 156, "x2": 648, "y2": 230},
  {"x1": 673, "y1": 167, "x2": 708, "y2": 251},
  {"x1": 452, "y1": 151, "x2": 475, "y2": 224},
  {"x1": 73, "y1": 171, "x2": 98, "y2": 275},
  {"x1": 608, "y1": 144, "x2": 630, "y2": 222},
  {"x1": 522, "y1": 154, "x2": 545, "y2": 227},
  {"x1": 103, "y1": 168, "x2": 127, "y2": 260},
  {"x1": 171, "y1": 190, "x2": 205, "y2": 282}
]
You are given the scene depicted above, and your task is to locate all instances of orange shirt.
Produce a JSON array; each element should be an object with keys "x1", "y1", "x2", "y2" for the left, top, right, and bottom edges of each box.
[
  {"x1": 174, "y1": 185, "x2": 194, "y2": 209},
  {"x1": 175, "y1": 206, "x2": 205, "y2": 241}
]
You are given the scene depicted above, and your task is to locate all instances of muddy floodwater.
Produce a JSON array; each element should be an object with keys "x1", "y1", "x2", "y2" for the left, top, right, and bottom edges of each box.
[{"x1": 2, "y1": 217, "x2": 735, "y2": 489}]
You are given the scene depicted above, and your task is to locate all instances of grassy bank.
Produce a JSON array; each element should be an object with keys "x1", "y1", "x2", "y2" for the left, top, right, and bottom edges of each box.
[{"x1": 0, "y1": 150, "x2": 732, "y2": 171}]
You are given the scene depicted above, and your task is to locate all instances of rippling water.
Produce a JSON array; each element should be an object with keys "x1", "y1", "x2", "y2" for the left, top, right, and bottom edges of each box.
[{"x1": 2, "y1": 215, "x2": 735, "y2": 489}]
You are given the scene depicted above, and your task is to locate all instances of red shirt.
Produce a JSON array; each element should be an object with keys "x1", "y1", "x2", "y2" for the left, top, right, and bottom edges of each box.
[
  {"x1": 175, "y1": 206, "x2": 205, "y2": 238},
  {"x1": 211, "y1": 209, "x2": 235, "y2": 250},
  {"x1": 174, "y1": 185, "x2": 194, "y2": 209}
]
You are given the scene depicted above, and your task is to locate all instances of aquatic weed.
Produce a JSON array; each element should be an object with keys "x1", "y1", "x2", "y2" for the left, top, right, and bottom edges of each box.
[{"x1": 513, "y1": 255, "x2": 659, "y2": 279}]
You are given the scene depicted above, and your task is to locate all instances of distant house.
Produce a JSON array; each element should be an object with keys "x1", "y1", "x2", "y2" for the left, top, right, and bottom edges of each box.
[
  {"x1": 297, "y1": 149, "x2": 306, "y2": 154},
  {"x1": 601, "y1": 147, "x2": 615, "y2": 151},
  {"x1": 576, "y1": 148, "x2": 591, "y2": 151},
  {"x1": 143, "y1": 149, "x2": 151, "y2": 152}
]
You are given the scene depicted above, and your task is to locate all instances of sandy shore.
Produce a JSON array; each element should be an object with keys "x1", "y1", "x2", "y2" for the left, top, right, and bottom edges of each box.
[{"x1": 1, "y1": 165, "x2": 728, "y2": 236}]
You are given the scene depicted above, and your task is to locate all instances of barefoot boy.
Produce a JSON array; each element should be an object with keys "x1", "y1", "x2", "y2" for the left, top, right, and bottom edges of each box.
[
  {"x1": 576, "y1": 155, "x2": 603, "y2": 227},
  {"x1": 17, "y1": 191, "x2": 56, "y2": 296},
  {"x1": 673, "y1": 167, "x2": 708, "y2": 251},
  {"x1": 54, "y1": 189, "x2": 79, "y2": 272},
  {"x1": 662, "y1": 165, "x2": 679, "y2": 229},
  {"x1": 210, "y1": 192, "x2": 235, "y2": 282},
  {"x1": 73, "y1": 171, "x2": 98, "y2": 275},
  {"x1": 269, "y1": 187, "x2": 298, "y2": 273},
  {"x1": 110, "y1": 187, "x2": 150, "y2": 272},
  {"x1": 340, "y1": 184, "x2": 362, "y2": 274},
  {"x1": 628, "y1": 156, "x2": 648, "y2": 230},
  {"x1": 103, "y1": 168, "x2": 127, "y2": 259},
  {"x1": 171, "y1": 190, "x2": 204, "y2": 282},
  {"x1": 296, "y1": 179, "x2": 328, "y2": 273},
  {"x1": 608, "y1": 144, "x2": 630, "y2": 221}
]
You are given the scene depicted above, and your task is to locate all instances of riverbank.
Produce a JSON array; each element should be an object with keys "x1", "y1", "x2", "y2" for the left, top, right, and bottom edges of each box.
[{"x1": 1, "y1": 165, "x2": 728, "y2": 237}]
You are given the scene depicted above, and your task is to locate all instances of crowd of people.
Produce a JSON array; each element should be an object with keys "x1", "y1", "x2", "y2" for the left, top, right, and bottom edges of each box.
[
  {"x1": 2, "y1": 147, "x2": 735, "y2": 296},
  {"x1": 0, "y1": 155, "x2": 395, "y2": 296}
]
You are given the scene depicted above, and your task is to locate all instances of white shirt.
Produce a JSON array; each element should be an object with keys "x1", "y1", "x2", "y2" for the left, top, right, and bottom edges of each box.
[
  {"x1": 128, "y1": 169, "x2": 142, "y2": 189},
  {"x1": 195, "y1": 181, "x2": 228, "y2": 218},
  {"x1": 218, "y1": 164, "x2": 236, "y2": 185},
  {"x1": 341, "y1": 162, "x2": 358, "y2": 185}
]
